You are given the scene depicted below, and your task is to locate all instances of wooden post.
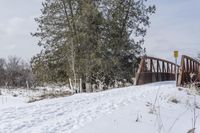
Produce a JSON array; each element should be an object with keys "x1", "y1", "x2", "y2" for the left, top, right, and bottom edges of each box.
[
  {"x1": 26, "y1": 81, "x2": 29, "y2": 89},
  {"x1": 69, "y1": 78, "x2": 73, "y2": 92},
  {"x1": 79, "y1": 78, "x2": 82, "y2": 93}
]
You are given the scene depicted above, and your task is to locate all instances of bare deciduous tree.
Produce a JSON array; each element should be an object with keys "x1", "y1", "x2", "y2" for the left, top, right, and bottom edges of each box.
[{"x1": 0, "y1": 56, "x2": 34, "y2": 88}]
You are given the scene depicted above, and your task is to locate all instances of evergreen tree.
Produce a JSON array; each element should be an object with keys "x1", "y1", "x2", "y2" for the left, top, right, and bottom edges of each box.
[
  {"x1": 101, "y1": 0, "x2": 155, "y2": 86},
  {"x1": 31, "y1": 0, "x2": 155, "y2": 91}
]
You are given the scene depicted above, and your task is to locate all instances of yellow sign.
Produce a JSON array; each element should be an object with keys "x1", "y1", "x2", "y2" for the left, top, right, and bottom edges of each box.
[{"x1": 174, "y1": 51, "x2": 179, "y2": 58}]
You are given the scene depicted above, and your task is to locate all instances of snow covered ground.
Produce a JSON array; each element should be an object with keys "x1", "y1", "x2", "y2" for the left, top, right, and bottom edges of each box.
[
  {"x1": 0, "y1": 86, "x2": 72, "y2": 103},
  {"x1": 0, "y1": 81, "x2": 200, "y2": 133}
]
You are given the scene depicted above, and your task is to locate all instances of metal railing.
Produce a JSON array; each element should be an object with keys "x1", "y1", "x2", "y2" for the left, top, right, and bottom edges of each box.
[
  {"x1": 177, "y1": 55, "x2": 200, "y2": 86},
  {"x1": 134, "y1": 56, "x2": 179, "y2": 85}
]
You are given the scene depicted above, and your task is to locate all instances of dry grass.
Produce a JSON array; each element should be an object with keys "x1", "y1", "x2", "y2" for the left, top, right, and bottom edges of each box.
[{"x1": 28, "y1": 91, "x2": 72, "y2": 103}]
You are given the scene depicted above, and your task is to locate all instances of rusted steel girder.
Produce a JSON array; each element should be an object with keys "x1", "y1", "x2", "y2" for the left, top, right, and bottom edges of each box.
[
  {"x1": 134, "y1": 56, "x2": 180, "y2": 85},
  {"x1": 177, "y1": 55, "x2": 200, "y2": 86}
]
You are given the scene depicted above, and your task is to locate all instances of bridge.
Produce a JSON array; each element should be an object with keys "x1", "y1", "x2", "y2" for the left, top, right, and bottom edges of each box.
[{"x1": 134, "y1": 55, "x2": 200, "y2": 86}]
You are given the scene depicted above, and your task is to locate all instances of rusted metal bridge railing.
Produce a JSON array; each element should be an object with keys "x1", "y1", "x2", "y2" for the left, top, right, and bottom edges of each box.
[
  {"x1": 134, "y1": 56, "x2": 180, "y2": 85},
  {"x1": 177, "y1": 55, "x2": 200, "y2": 86}
]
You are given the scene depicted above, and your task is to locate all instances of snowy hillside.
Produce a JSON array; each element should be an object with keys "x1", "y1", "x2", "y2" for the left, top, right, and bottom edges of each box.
[
  {"x1": 0, "y1": 81, "x2": 200, "y2": 133},
  {"x1": 0, "y1": 86, "x2": 72, "y2": 103}
]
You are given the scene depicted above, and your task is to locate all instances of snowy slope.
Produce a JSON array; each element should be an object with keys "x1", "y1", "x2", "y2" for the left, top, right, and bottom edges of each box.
[
  {"x1": 0, "y1": 86, "x2": 72, "y2": 104},
  {"x1": 0, "y1": 96, "x2": 26, "y2": 108},
  {"x1": 0, "y1": 81, "x2": 200, "y2": 133}
]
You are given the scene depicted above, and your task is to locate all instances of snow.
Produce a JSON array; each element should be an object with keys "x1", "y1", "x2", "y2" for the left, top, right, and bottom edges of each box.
[
  {"x1": 0, "y1": 86, "x2": 72, "y2": 103},
  {"x1": 0, "y1": 81, "x2": 200, "y2": 133},
  {"x1": 0, "y1": 96, "x2": 26, "y2": 108}
]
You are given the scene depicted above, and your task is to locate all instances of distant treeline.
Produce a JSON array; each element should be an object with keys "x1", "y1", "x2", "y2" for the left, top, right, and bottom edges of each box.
[{"x1": 0, "y1": 56, "x2": 33, "y2": 88}]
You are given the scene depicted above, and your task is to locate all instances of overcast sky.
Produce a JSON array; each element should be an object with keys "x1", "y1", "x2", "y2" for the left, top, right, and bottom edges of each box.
[
  {"x1": 0, "y1": 0, "x2": 42, "y2": 61},
  {"x1": 145, "y1": 0, "x2": 200, "y2": 62},
  {"x1": 0, "y1": 0, "x2": 199, "y2": 62}
]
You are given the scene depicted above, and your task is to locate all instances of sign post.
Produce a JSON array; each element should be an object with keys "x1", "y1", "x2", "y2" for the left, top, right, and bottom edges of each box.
[{"x1": 173, "y1": 51, "x2": 179, "y2": 83}]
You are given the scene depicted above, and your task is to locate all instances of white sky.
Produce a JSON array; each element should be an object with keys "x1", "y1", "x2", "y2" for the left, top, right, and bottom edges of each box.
[
  {"x1": 145, "y1": 0, "x2": 200, "y2": 62},
  {"x1": 0, "y1": 0, "x2": 199, "y2": 63},
  {"x1": 0, "y1": 0, "x2": 42, "y2": 61}
]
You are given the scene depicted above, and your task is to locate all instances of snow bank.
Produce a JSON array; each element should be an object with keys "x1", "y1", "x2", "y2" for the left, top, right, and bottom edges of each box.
[
  {"x1": 0, "y1": 85, "x2": 72, "y2": 103},
  {"x1": 0, "y1": 81, "x2": 199, "y2": 133}
]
